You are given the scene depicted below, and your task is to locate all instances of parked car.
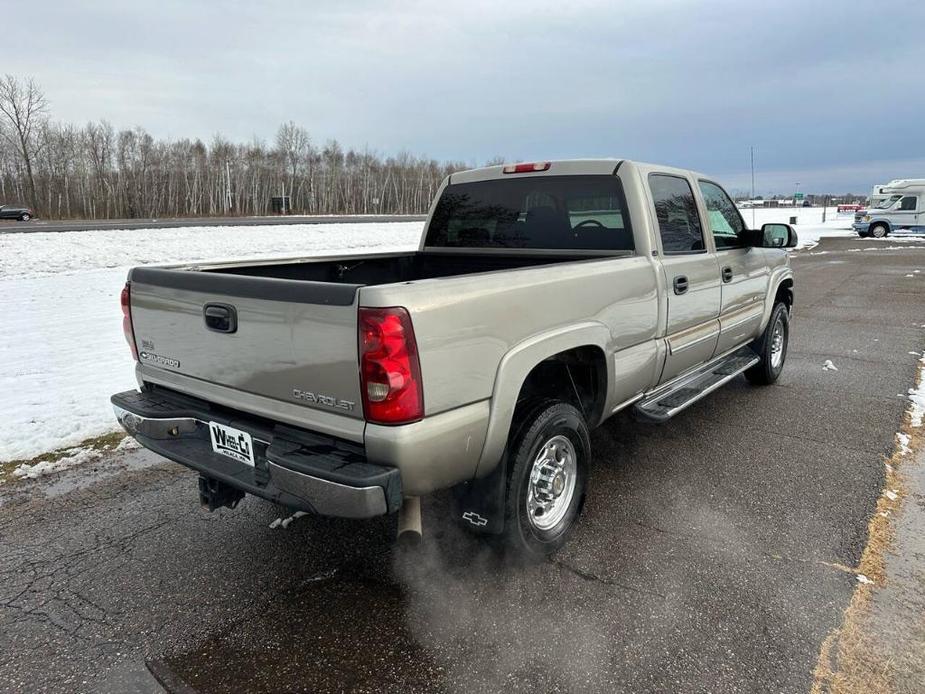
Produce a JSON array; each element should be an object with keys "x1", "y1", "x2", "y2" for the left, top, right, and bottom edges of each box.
[
  {"x1": 111, "y1": 159, "x2": 796, "y2": 557},
  {"x1": 0, "y1": 204, "x2": 34, "y2": 221},
  {"x1": 854, "y1": 179, "x2": 925, "y2": 237}
]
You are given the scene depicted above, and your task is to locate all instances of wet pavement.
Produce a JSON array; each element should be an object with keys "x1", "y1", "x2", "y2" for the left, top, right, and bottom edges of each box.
[{"x1": 1, "y1": 237, "x2": 924, "y2": 693}]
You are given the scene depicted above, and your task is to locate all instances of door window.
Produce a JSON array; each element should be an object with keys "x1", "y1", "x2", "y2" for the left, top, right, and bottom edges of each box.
[
  {"x1": 899, "y1": 196, "x2": 918, "y2": 211},
  {"x1": 648, "y1": 174, "x2": 705, "y2": 254},
  {"x1": 698, "y1": 180, "x2": 746, "y2": 249}
]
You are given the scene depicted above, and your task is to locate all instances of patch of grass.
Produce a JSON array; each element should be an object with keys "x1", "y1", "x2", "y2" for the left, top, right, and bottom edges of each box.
[
  {"x1": 0, "y1": 431, "x2": 127, "y2": 485},
  {"x1": 812, "y1": 365, "x2": 924, "y2": 693}
]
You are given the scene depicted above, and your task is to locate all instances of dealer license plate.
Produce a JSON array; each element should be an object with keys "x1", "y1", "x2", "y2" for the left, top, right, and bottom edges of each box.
[{"x1": 208, "y1": 422, "x2": 255, "y2": 466}]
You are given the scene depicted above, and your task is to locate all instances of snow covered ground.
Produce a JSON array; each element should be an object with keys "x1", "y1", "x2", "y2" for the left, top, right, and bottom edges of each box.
[
  {"x1": 738, "y1": 205, "x2": 857, "y2": 249},
  {"x1": 0, "y1": 208, "x2": 901, "y2": 465},
  {"x1": 0, "y1": 222, "x2": 422, "y2": 463}
]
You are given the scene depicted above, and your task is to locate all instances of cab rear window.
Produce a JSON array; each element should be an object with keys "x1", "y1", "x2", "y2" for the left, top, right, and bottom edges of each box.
[{"x1": 425, "y1": 175, "x2": 634, "y2": 251}]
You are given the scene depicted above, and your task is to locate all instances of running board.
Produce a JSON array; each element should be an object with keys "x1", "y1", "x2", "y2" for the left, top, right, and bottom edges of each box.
[{"x1": 633, "y1": 346, "x2": 760, "y2": 423}]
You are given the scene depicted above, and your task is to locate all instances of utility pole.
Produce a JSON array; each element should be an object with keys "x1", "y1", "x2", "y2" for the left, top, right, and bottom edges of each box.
[{"x1": 750, "y1": 146, "x2": 757, "y2": 228}]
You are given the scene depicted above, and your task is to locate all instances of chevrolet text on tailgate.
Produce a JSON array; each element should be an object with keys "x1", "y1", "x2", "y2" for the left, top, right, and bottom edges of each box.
[{"x1": 112, "y1": 159, "x2": 796, "y2": 558}]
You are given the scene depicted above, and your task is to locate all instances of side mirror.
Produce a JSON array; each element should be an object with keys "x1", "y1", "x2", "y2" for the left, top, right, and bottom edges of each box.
[{"x1": 760, "y1": 223, "x2": 797, "y2": 248}]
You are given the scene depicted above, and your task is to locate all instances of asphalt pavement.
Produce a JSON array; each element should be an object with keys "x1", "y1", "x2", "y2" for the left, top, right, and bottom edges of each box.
[
  {"x1": 1, "y1": 237, "x2": 923, "y2": 693},
  {"x1": 0, "y1": 215, "x2": 426, "y2": 234}
]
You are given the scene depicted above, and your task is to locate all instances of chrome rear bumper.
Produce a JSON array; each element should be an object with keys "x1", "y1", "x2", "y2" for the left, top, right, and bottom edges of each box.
[{"x1": 112, "y1": 389, "x2": 401, "y2": 518}]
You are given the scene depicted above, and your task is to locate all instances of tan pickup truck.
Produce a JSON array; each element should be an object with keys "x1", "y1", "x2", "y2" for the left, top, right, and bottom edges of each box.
[{"x1": 112, "y1": 159, "x2": 796, "y2": 557}]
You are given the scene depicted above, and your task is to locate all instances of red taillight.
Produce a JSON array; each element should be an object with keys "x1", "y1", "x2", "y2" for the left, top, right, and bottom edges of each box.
[
  {"x1": 358, "y1": 307, "x2": 423, "y2": 424},
  {"x1": 121, "y1": 282, "x2": 138, "y2": 361},
  {"x1": 502, "y1": 161, "x2": 551, "y2": 174}
]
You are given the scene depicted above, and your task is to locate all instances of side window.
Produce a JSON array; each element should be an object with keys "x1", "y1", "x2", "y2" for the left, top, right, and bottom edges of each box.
[
  {"x1": 899, "y1": 196, "x2": 917, "y2": 211},
  {"x1": 698, "y1": 180, "x2": 746, "y2": 249},
  {"x1": 648, "y1": 174, "x2": 705, "y2": 254}
]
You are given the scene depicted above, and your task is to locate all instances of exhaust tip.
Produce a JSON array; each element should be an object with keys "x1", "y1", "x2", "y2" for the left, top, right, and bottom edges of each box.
[{"x1": 396, "y1": 496, "x2": 422, "y2": 544}]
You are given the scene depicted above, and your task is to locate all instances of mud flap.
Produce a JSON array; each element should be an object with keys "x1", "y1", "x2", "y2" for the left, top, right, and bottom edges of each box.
[{"x1": 450, "y1": 454, "x2": 508, "y2": 535}]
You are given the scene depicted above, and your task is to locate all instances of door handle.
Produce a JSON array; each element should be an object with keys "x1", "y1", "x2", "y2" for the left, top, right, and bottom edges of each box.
[
  {"x1": 203, "y1": 303, "x2": 238, "y2": 333},
  {"x1": 673, "y1": 275, "x2": 689, "y2": 295},
  {"x1": 722, "y1": 266, "x2": 733, "y2": 283}
]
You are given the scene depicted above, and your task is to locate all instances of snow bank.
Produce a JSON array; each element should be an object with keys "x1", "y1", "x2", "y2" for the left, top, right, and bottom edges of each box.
[
  {"x1": 0, "y1": 222, "x2": 423, "y2": 280},
  {"x1": 0, "y1": 222, "x2": 422, "y2": 462},
  {"x1": 13, "y1": 446, "x2": 103, "y2": 479}
]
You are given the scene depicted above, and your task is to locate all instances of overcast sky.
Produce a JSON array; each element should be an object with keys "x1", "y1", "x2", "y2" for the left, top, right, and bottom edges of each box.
[{"x1": 7, "y1": 0, "x2": 924, "y2": 193}]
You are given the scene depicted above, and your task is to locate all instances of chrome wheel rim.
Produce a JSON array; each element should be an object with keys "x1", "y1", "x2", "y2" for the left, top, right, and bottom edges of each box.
[
  {"x1": 527, "y1": 435, "x2": 577, "y2": 531},
  {"x1": 770, "y1": 318, "x2": 785, "y2": 369}
]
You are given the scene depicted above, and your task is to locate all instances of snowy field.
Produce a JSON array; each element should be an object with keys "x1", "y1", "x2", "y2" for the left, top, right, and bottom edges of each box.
[
  {"x1": 0, "y1": 222, "x2": 422, "y2": 463},
  {"x1": 0, "y1": 207, "x2": 894, "y2": 465}
]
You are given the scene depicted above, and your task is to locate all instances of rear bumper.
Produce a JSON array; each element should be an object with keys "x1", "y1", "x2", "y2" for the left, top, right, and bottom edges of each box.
[{"x1": 111, "y1": 388, "x2": 401, "y2": 518}]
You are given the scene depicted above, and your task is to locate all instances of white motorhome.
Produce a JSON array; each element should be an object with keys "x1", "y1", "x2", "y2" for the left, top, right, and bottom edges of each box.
[{"x1": 854, "y1": 179, "x2": 925, "y2": 237}]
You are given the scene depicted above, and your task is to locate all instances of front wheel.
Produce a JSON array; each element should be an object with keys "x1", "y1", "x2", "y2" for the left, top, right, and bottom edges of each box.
[
  {"x1": 501, "y1": 401, "x2": 590, "y2": 559},
  {"x1": 745, "y1": 302, "x2": 790, "y2": 385}
]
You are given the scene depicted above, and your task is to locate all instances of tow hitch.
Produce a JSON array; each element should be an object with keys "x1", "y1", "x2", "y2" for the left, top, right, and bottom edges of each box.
[{"x1": 198, "y1": 475, "x2": 245, "y2": 511}]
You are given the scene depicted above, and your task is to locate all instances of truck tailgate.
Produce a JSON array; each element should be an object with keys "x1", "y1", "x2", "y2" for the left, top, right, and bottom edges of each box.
[{"x1": 127, "y1": 267, "x2": 364, "y2": 424}]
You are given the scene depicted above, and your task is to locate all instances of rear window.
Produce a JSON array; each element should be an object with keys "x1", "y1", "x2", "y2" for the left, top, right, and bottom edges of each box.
[{"x1": 424, "y1": 175, "x2": 634, "y2": 251}]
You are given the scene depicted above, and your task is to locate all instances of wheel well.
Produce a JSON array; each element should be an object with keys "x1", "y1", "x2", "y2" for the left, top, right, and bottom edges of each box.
[
  {"x1": 775, "y1": 279, "x2": 794, "y2": 310},
  {"x1": 514, "y1": 346, "x2": 607, "y2": 428}
]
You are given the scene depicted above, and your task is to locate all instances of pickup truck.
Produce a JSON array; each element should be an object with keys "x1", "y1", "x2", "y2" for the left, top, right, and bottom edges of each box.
[{"x1": 112, "y1": 159, "x2": 796, "y2": 558}]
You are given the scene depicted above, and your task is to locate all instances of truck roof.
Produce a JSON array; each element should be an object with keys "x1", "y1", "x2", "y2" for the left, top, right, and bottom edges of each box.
[{"x1": 448, "y1": 159, "x2": 709, "y2": 185}]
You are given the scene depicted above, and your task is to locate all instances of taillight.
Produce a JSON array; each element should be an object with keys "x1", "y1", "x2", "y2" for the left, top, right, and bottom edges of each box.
[
  {"x1": 502, "y1": 162, "x2": 551, "y2": 174},
  {"x1": 358, "y1": 307, "x2": 423, "y2": 424},
  {"x1": 121, "y1": 282, "x2": 138, "y2": 360}
]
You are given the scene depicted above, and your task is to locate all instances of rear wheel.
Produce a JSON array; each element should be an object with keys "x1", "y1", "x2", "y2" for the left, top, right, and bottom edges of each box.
[
  {"x1": 870, "y1": 223, "x2": 889, "y2": 238},
  {"x1": 501, "y1": 401, "x2": 589, "y2": 559},
  {"x1": 745, "y1": 302, "x2": 790, "y2": 385}
]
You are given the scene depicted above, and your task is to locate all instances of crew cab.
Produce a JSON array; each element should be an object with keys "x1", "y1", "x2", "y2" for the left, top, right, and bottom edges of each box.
[{"x1": 112, "y1": 159, "x2": 796, "y2": 557}]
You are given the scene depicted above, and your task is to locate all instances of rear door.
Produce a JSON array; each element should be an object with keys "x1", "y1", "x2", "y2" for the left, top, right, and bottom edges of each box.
[
  {"x1": 696, "y1": 180, "x2": 770, "y2": 355},
  {"x1": 648, "y1": 173, "x2": 721, "y2": 383}
]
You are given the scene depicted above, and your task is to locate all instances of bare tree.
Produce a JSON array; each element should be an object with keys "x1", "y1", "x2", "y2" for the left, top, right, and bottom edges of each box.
[
  {"x1": 0, "y1": 75, "x2": 466, "y2": 219},
  {"x1": 276, "y1": 121, "x2": 311, "y2": 212},
  {"x1": 0, "y1": 75, "x2": 48, "y2": 208}
]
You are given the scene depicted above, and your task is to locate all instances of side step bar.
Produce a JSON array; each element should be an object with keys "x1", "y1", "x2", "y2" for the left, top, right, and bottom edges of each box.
[{"x1": 633, "y1": 346, "x2": 760, "y2": 423}]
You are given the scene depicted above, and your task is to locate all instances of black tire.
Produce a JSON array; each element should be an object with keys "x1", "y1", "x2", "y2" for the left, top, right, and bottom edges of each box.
[
  {"x1": 501, "y1": 400, "x2": 590, "y2": 559},
  {"x1": 870, "y1": 223, "x2": 889, "y2": 238},
  {"x1": 745, "y1": 302, "x2": 790, "y2": 385}
]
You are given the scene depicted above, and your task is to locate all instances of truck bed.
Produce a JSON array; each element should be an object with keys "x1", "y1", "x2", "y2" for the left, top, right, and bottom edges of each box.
[
  {"x1": 198, "y1": 251, "x2": 596, "y2": 285},
  {"x1": 125, "y1": 250, "x2": 612, "y2": 442}
]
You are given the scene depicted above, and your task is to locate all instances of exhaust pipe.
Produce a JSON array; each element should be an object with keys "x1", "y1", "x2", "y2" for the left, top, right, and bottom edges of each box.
[{"x1": 397, "y1": 496, "x2": 422, "y2": 544}]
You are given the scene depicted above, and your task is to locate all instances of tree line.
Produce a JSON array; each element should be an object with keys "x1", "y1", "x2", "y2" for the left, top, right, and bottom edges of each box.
[{"x1": 0, "y1": 75, "x2": 477, "y2": 219}]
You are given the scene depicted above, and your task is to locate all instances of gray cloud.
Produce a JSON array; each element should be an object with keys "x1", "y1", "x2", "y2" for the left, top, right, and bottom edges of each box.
[{"x1": 7, "y1": 0, "x2": 924, "y2": 191}]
